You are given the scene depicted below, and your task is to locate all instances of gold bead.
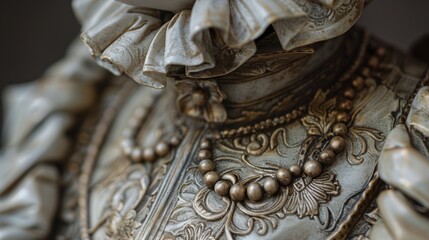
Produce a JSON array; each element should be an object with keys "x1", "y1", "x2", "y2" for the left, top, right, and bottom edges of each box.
[
  {"x1": 263, "y1": 177, "x2": 280, "y2": 195},
  {"x1": 352, "y1": 76, "x2": 365, "y2": 90},
  {"x1": 339, "y1": 99, "x2": 353, "y2": 111},
  {"x1": 319, "y1": 150, "x2": 336, "y2": 164},
  {"x1": 230, "y1": 184, "x2": 246, "y2": 202},
  {"x1": 289, "y1": 165, "x2": 302, "y2": 177},
  {"x1": 131, "y1": 147, "x2": 142, "y2": 162},
  {"x1": 247, "y1": 183, "x2": 263, "y2": 202},
  {"x1": 336, "y1": 112, "x2": 350, "y2": 123},
  {"x1": 368, "y1": 56, "x2": 379, "y2": 68},
  {"x1": 329, "y1": 136, "x2": 346, "y2": 153},
  {"x1": 276, "y1": 168, "x2": 292, "y2": 186},
  {"x1": 199, "y1": 159, "x2": 215, "y2": 174},
  {"x1": 303, "y1": 160, "x2": 322, "y2": 178},
  {"x1": 361, "y1": 67, "x2": 371, "y2": 77},
  {"x1": 214, "y1": 180, "x2": 231, "y2": 196},
  {"x1": 376, "y1": 47, "x2": 386, "y2": 57},
  {"x1": 170, "y1": 136, "x2": 181, "y2": 146},
  {"x1": 142, "y1": 148, "x2": 156, "y2": 162},
  {"x1": 344, "y1": 88, "x2": 356, "y2": 99},
  {"x1": 200, "y1": 139, "x2": 211, "y2": 149},
  {"x1": 198, "y1": 150, "x2": 212, "y2": 159},
  {"x1": 333, "y1": 123, "x2": 348, "y2": 136},
  {"x1": 204, "y1": 171, "x2": 220, "y2": 189},
  {"x1": 155, "y1": 141, "x2": 170, "y2": 157}
]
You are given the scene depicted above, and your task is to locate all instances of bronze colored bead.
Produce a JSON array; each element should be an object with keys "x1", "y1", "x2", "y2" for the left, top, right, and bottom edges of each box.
[
  {"x1": 336, "y1": 112, "x2": 350, "y2": 123},
  {"x1": 303, "y1": 160, "x2": 322, "y2": 178},
  {"x1": 142, "y1": 148, "x2": 156, "y2": 162},
  {"x1": 155, "y1": 141, "x2": 170, "y2": 157},
  {"x1": 170, "y1": 136, "x2": 181, "y2": 146},
  {"x1": 131, "y1": 147, "x2": 142, "y2": 162},
  {"x1": 230, "y1": 184, "x2": 246, "y2": 202},
  {"x1": 263, "y1": 177, "x2": 280, "y2": 195},
  {"x1": 289, "y1": 164, "x2": 302, "y2": 177},
  {"x1": 204, "y1": 171, "x2": 220, "y2": 189},
  {"x1": 319, "y1": 149, "x2": 336, "y2": 165},
  {"x1": 339, "y1": 99, "x2": 353, "y2": 111},
  {"x1": 199, "y1": 159, "x2": 215, "y2": 174},
  {"x1": 198, "y1": 150, "x2": 212, "y2": 159},
  {"x1": 344, "y1": 88, "x2": 356, "y2": 99},
  {"x1": 276, "y1": 168, "x2": 292, "y2": 186},
  {"x1": 200, "y1": 139, "x2": 211, "y2": 149},
  {"x1": 285, "y1": 113, "x2": 292, "y2": 122},
  {"x1": 361, "y1": 67, "x2": 371, "y2": 77},
  {"x1": 333, "y1": 123, "x2": 348, "y2": 136},
  {"x1": 329, "y1": 136, "x2": 346, "y2": 153},
  {"x1": 214, "y1": 180, "x2": 231, "y2": 196},
  {"x1": 376, "y1": 47, "x2": 386, "y2": 57},
  {"x1": 352, "y1": 76, "x2": 365, "y2": 90},
  {"x1": 368, "y1": 56, "x2": 379, "y2": 68},
  {"x1": 279, "y1": 116, "x2": 286, "y2": 124},
  {"x1": 247, "y1": 183, "x2": 263, "y2": 202}
]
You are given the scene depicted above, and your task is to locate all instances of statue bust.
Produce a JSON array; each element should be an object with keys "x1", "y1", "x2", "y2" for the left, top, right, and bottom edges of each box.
[{"x1": 0, "y1": 0, "x2": 428, "y2": 240}]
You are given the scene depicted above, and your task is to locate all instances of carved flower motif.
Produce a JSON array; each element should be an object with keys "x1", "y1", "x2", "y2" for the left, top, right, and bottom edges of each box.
[{"x1": 176, "y1": 80, "x2": 227, "y2": 123}]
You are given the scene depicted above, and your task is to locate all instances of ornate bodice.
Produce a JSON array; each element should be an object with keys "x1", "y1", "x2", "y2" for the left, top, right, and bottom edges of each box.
[{"x1": 54, "y1": 33, "x2": 428, "y2": 240}]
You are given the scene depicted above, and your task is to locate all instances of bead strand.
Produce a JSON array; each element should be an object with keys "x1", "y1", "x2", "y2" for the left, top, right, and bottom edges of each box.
[
  {"x1": 120, "y1": 106, "x2": 186, "y2": 163},
  {"x1": 198, "y1": 47, "x2": 385, "y2": 202}
]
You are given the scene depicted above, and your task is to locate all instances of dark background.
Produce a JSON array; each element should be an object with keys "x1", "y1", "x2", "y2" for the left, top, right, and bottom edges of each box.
[{"x1": 0, "y1": 0, "x2": 428, "y2": 90}]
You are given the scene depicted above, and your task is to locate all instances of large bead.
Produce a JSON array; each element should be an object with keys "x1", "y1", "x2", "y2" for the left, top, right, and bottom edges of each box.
[
  {"x1": 214, "y1": 180, "x2": 231, "y2": 196},
  {"x1": 200, "y1": 139, "x2": 211, "y2": 149},
  {"x1": 339, "y1": 99, "x2": 353, "y2": 111},
  {"x1": 247, "y1": 183, "x2": 263, "y2": 202},
  {"x1": 199, "y1": 159, "x2": 215, "y2": 174},
  {"x1": 230, "y1": 184, "x2": 246, "y2": 202},
  {"x1": 329, "y1": 136, "x2": 346, "y2": 153},
  {"x1": 319, "y1": 149, "x2": 336, "y2": 164},
  {"x1": 204, "y1": 171, "x2": 219, "y2": 189},
  {"x1": 131, "y1": 147, "x2": 142, "y2": 162},
  {"x1": 303, "y1": 160, "x2": 322, "y2": 178},
  {"x1": 198, "y1": 150, "x2": 212, "y2": 159},
  {"x1": 333, "y1": 123, "x2": 348, "y2": 136},
  {"x1": 276, "y1": 168, "x2": 292, "y2": 186},
  {"x1": 336, "y1": 112, "x2": 350, "y2": 123},
  {"x1": 142, "y1": 148, "x2": 156, "y2": 162},
  {"x1": 289, "y1": 165, "x2": 302, "y2": 177},
  {"x1": 155, "y1": 141, "x2": 170, "y2": 157},
  {"x1": 263, "y1": 177, "x2": 280, "y2": 195}
]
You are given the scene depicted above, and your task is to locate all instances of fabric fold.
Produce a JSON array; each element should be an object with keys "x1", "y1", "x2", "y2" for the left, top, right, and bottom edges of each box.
[{"x1": 73, "y1": 0, "x2": 365, "y2": 88}]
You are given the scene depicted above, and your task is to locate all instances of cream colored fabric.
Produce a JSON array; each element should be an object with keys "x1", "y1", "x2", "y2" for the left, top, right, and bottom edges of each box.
[
  {"x1": 73, "y1": 0, "x2": 364, "y2": 88},
  {"x1": 0, "y1": 40, "x2": 106, "y2": 240}
]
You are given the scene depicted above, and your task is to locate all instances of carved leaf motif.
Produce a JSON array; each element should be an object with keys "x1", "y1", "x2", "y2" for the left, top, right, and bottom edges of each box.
[
  {"x1": 175, "y1": 223, "x2": 216, "y2": 240},
  {"x1": 193, "y1": 188, "x2": 231, "y2": 221},
  {"x1": 302, "y1": 90, "x2": 337, "y2": 135},
  {"x1": 284, "y1": 172, "x2": 340, "y2": 218}
]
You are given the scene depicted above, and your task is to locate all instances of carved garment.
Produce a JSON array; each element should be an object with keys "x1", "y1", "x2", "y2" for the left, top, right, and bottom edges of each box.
[{"x1": 53, "y1": 33, "x2": 429, "y2": 240}]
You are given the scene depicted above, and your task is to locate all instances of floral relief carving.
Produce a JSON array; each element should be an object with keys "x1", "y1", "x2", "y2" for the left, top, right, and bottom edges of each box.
[{"x1": 166, "y1": 87, "x2": 384, "y2": 239}]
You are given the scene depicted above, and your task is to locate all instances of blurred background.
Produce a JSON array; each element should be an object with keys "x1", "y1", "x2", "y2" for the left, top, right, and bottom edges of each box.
[{"x1": 0, "y1": 0, "x2": 428, "y2": 91}]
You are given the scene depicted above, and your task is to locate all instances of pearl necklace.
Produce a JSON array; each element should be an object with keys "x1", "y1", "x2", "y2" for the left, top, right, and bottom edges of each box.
[
  {"x1": 197, "y1": 46, "x2": 386, "y2": 202},
  {"x1": 120, "y1": 104, "x2": 187, "y2": 163}
]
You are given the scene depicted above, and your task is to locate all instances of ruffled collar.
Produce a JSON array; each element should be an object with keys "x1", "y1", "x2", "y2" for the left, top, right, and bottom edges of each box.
[{"x1": 73, "y1": 0, "x2": 364, "y2": 88}]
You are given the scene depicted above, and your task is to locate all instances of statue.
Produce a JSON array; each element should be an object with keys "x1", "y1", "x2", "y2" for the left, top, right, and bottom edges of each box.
[{"x1": 0, "y1": 0, "x2": 428, "y2": 239}]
